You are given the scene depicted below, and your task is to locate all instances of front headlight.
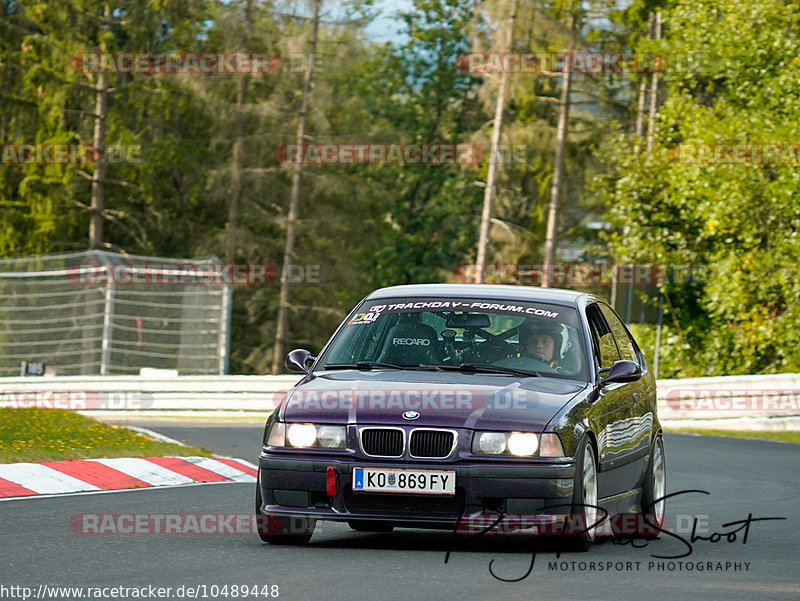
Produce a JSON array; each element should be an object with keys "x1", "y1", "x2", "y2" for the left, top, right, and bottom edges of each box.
[
  {"x1": 473, "y1": 431, "x2": 548, "y2": 457},
  {"x1": 317, "y1": 425, "x2": 346, "y2": 448},
  {"x1": 287, "y1": 424, "x2": 317, "y2": 447},
  {"x1": 477, "y1": 432, "x2": 507, "y2": 454},
  {"x1": 265, "y1": 422, "x2": 346, "y2": 449},
  {"x1": 508, "y1": 432, "x2": 539, "y2": 455}
]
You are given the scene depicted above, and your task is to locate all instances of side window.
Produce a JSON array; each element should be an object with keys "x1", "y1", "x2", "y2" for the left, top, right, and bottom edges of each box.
[
  {"x1": 599, "y1": 303, "x2": 637, "y2": 362},
  {"x1": 586, "y1": 304, "x2": 620, "y2": 368}
]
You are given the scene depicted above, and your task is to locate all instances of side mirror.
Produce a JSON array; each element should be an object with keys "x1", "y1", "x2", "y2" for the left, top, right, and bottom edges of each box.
[
  {"x1": 285, "y1": 349, "x2": 315, "y2": 373},
  {"x1": 601, "y1": 360, "x2": 641, "y2": 385}
]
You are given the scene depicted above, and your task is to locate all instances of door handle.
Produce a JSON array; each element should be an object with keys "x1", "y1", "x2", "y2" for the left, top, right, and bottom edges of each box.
[{"x1": 632, "y1": 392, "x2": 639, "y2": 404}]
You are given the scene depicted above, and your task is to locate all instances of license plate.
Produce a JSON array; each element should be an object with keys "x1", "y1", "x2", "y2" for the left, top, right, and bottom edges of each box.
[{"x1": 352, "y1": 467, "x2": 455, "y2": 495}]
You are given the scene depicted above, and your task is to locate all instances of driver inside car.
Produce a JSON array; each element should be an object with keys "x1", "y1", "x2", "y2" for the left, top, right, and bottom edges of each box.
[{"x1": 518, "y1": 321, "x2": 563, "y2": 372}]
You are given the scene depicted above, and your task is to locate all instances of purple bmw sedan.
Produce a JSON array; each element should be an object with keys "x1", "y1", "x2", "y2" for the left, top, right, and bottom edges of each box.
[{"x1": 257, "y1": 284, "x2": 665, "y2": 550}]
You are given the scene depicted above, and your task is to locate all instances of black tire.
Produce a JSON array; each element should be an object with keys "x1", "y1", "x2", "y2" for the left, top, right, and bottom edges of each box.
[
  {"x1": 637, "y1": 433, "x2": 666, "y2": 538},
  {"x1": 255, "y1": 482, "x2": 315, "y2": 545},
  {"x1": 348, "y1": 520, "x2": 395, "y2": 533},
  {"x1": 562, "y1": 436, "x2": 599, "y2": 551}
]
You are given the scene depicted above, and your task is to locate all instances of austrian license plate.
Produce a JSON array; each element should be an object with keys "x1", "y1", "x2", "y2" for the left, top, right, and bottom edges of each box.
[{"x1": 352, "y1": 467, "x2": 456, "y2": 495}]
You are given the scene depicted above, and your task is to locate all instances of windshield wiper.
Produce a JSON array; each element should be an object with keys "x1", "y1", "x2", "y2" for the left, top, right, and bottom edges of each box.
[
  {"x1": 436, "y1": 363, "x2": 540, "y2": 377},
  {"x1": 323, "y1": 362, "x2": 430, "y2": 371}
]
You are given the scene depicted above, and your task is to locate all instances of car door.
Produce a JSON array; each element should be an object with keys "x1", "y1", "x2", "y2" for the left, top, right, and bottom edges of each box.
[
  {"x1": 585, "y1": 303, "x2": 642, "y2": 499},
  {"x1": 598, "y1": 303, "x2": 655, "y2": 479}
]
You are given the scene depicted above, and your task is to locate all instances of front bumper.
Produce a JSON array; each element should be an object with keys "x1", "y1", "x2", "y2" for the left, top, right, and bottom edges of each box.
[{"x1": 258, "y1": 452, "x2": 576, "y2": 526}]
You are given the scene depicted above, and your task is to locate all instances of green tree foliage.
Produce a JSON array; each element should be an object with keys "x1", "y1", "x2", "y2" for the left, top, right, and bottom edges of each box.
[
  {"x1": 2, "y1": 0, "x2": 798, "y2": 377},
  {"x1": 193, "y1": 0, "x2": 394, "y2": 372},
  {"x1": 0, "y1": 0, "x2": 213, "y2": 255},
  {"x1": 601, "y1": 0, "x2": 800, "y2": 375},
  {"x1": 366, "y1": 0, "x2": 487, "y2": 286},
  {"x1": 470, "y1": 0, "x2": 638, "y2": 271}
]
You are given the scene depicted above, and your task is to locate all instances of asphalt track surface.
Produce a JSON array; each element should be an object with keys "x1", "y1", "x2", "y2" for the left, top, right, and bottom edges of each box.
[{"x1": 1, "y1": 423, "x2": 798, "y2": 601}]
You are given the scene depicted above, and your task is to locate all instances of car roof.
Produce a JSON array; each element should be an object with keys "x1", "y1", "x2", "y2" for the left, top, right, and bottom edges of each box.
[{"x1": 365, "y1": 283, "x2": 591, "y2": 307}]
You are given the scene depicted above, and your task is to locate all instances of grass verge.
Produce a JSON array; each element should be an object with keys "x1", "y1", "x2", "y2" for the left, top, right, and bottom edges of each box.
[
  {"x1": 666, "y1": 427, "x2": 800, "y2": 444},
  {"x1": 0, "y1": 408, "x2": 212, "y2": 463}
]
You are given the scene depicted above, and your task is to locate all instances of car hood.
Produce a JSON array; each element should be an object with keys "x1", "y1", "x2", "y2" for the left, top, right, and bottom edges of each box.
[{"x1": 281, "y1": 370, "x2": 588, "y2": 431}]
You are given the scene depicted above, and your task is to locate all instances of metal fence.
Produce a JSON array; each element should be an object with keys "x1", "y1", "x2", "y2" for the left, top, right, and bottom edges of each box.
[{"x1": 0, "y1": 251, "x2": 232, "y2": 376}]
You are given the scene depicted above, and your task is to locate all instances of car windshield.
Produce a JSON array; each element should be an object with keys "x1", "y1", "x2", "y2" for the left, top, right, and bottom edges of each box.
[{"x1": 317, "y1": 296, "x2": 588, "y2": 381}]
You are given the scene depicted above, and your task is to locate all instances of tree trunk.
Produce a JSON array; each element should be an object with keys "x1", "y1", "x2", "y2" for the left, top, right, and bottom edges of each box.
[
  {"x1": 474, "y1": 0, "x2": 519, "y2": 283},
  {"x1": 226, "y1": 0, "x2": 253, "y2": 264},
  {"x1": 635, "y1": 78, "x2": 648, "y2": 140},
  {"x1": 271, "y1": 0, "x2": 321, "y2": 373},
  {"x1": 542, "y1": 15, "x2": 577, "y2": 288},
  {"x1": 646, "y1": 11, "x2": 662, "y2": 155},
  {"x1": 634, "y1": 12, "x2": 654, "y2": 151},
  {"x1": 89, "y1": 4, "x2": 111, "y2": 250}
]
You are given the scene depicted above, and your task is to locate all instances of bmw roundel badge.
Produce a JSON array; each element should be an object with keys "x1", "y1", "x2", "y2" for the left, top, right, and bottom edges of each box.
[{"x1": 402, "y1": 410, "x2": 420, "y2": 420}]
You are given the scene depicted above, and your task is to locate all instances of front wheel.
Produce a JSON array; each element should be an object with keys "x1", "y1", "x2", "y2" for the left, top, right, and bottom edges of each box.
[
  {"x1": 255, "y1": 483, "x2": 315, "y2": 545},
  {"x1": 563, "y1": 436, "x2": 599, "y2": 551},
  {"x1": 638, "y1": 433, "x2": 666, "y2": 537}
]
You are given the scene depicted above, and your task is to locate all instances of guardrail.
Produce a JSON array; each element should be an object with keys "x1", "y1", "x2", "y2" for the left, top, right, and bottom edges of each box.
[
  {"x1": 1, "y1": 373, "x2": 798, "y2": 429},
  {"x1": 0, "y1": 375, "x2": 301, "y2": 413},
  {"x1": 656, "y1": 372, "x2": 800, "y2": 430}
]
